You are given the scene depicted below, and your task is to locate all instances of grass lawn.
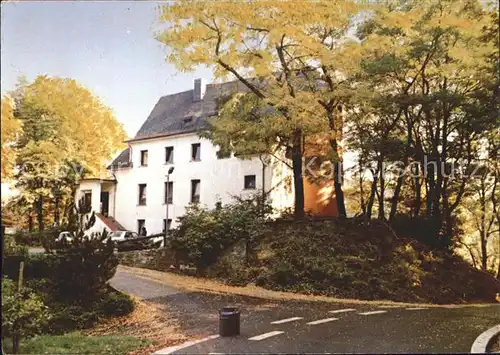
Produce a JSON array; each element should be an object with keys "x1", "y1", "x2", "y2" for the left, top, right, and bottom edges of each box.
[{"x1": 2, "y1": 332, "x2": 154, "y2": 354}]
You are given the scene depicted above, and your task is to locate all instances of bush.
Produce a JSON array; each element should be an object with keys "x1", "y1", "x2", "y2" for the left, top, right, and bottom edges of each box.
[
  {"x1": 45, "y1": 290, "x2": 134, "y2": 334},
  {"x1": 2, "y1": 277, "x2": 50, "y2": 353},
  {"x1": 98, "y1": 289, "x2": 135, "y2": 317},
  {"x1": 3, "y1": 233, "x2": 28, "y2": 257},
  {"x1": 49, "y1": 228, "x2": 118, "y2": 302},
  {"x1": 171, "y1": 194, "x2": 271, "y2": 272},
  {"x1": 205, "y1": 217, "x2": 500, "y2": 303},
  {"x1": 3, "y1": 210, "x2": 133, "y2": 338},
  {"x1": 3, "y1": 253, "x2": 57, "y2": 281},
  {"x1": 47, "y1": 305, "x2": 101, "y2": 335}
]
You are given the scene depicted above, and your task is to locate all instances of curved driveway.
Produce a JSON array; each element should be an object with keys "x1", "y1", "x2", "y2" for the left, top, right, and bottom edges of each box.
[{"x1": 111, "y1": 268, "x2": 500, "y2": 354}]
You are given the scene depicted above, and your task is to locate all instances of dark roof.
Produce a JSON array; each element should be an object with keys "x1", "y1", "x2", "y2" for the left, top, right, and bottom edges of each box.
[
  {"x1": 109, "y1": 79, "x2": 256, "y2": 170},
  {"x1": 108, "y1": 148, "x2": 131, "y2": 170},
  {"x1": 131, "y1": 80, "x2": 250, "y2": 142},
  {"x1": 79, "y1": 178, "x2": 116, "y2": 183}
]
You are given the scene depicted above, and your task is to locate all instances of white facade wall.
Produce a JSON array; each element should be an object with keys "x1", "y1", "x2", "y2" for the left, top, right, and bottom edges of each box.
[
  {"x1": 86, "y1": 216, "x2": 110, "y2": 236},
  {"x1": 77, "y1": 181, "x2": 101, "y2": 213},
  {"x1": 111, "y1": 133, "x2": 293, "y2": 234},
  {"x1": 75, "y1": 180, "x2": 116, "y2": 235}
]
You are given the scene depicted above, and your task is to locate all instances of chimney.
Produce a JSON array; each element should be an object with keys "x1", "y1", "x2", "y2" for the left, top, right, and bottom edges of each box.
[{"x1": 193, "y1": 78, "x2": 206, "y2": 102}]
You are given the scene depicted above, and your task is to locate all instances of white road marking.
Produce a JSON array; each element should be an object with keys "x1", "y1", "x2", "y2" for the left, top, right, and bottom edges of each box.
[
  {"x1": 406, "y1": 307, "x2": 428, "y2": 310},
  {"x1": 307, "y1": 317, "x2": 339, "y2": 325},
  {"x1": 359, "y1": 310, "x2": 387, "y2": 315},
  {"x1": 249, "y1": 330, "x2": 285, "y2": 341},
  {"x1": 270, "y1": 316, "x2": 303, "y2": 324},
  {"x1": 378, "y1": 305, "x2": 401, "y2": 308},
  {"x1": 328, "y1": 308, "x2": 356, "y2": 314},
  {"x1": 471, "y1": 324, "x2": 500, "y2": 353},
  {"x1": 154, "y1": 334, "x2": 219, "y2": 354}
]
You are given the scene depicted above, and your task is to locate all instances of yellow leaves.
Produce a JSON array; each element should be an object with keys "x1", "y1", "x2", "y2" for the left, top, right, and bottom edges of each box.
[
  {"x1": 155, "y1": 0, "x2": 361, "y2": 77},
  {"x1": 17, "y1": 76, "x2": 126, "y2": 177},
  {"x1": 1, "y1": 95, "x2": 22, "y2": 180}
]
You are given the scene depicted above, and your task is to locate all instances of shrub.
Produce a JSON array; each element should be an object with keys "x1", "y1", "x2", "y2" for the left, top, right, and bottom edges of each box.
[
  {"x1": 171, "y1": 194, "x2": 271, "y2": 272},
  {"x1": 44, "y1": 290, "x2": 134, "y2": 334},
  {"x1": 3, "y1": 253, "x2": 57, "y2": 281},
  {"x1": 6, "y1": 225, "x2": 119, "y2": 304},
  {"x1": 51, "y1": 229, "x2": 118, "y2": 302},
  {"x1": 3, "y1": 233, "x2": 28, "y2": 257},
  {"x1": 220, "y1": 219, "x2": 427, "y2": 301},
  {"x1": 2, "y1": 277, "x2": 50, "y2": 354},
  {"x1": 40, "y1": 212, "x2": 119, "y2": 302},
  {"x1": 98, "y1": 290, "x2": 135, "y2": 317},
  {"x1": 47, "y1": 305, "x2": 100, "y2": 335}
]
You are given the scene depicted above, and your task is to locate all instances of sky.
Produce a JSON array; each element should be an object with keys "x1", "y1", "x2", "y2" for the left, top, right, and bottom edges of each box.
[{"x1": 1, "y1": 1, "x2": 214, "y2": 138}]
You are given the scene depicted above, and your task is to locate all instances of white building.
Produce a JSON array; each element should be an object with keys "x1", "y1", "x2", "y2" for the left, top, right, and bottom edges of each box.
[{"x1": 76, "y1": 79, "x2": 297, "y2": 235}]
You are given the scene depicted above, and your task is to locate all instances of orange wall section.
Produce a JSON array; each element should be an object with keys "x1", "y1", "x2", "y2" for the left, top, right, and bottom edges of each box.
[{"x1": 303, "y1": 178, "x2": 338, "y2": 217}]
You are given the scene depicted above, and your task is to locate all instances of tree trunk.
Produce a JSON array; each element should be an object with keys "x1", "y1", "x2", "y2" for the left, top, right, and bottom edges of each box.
[
  {"x1": 329, "y1": 137, "x2": 347, "y2": 218},
  {"x1": 28, "y1": 212, "x2": 33, "y2": 232},
  {"x1": 12, "y1": 333, "x2": 20, "y2": 354},
  {"x1": 480, "y1": 181, "x2": 488, "y2": 271},
  {"x1": 426, "y1": 166, "x2": 434, "y2": 217},
  {"x1": 497, "y1": 233, "x2": 500, "y2": 279},
  {"x1": 366, "y1": 170, "x2": 378, "y2": 220},
  {"x1": 292, "y1": 129, "x2": 305, "y2": 219},
  {"x1": 333, "y1": 159, "x2": 347, "y2": 218},
  {"x1": 377, "y1": 157, "x2": 385, "y2": 220},
  {"x1": 414, "y1": 140, "x2": 425, "y2": 218},
  {"x1": 359, "y1": 167, "x2": 366, "y2": 215},
  {"x1": 480, "y1": 231, "x2": 488, "y2": 272},
  {"x1": 326, "y1": 108, "x2": 347, "y2": 218},
  {"x1": 36, "y1": 196, "x2": 44, "y2": 231},
  {"x1": 389, "y1": 121, "x2": 412, "y2": 221},
  {"x1": 414, "y1": 166, "x2": 422, "y2": 218},
  {"x1": 54, "y1": 195, "x2": 60, "y2": 227}
]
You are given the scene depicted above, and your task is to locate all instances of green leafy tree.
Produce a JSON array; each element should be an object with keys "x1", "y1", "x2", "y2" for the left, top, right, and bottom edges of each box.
[{"x1": 348, "y1": 0, "x2": 498, "y2": 249}]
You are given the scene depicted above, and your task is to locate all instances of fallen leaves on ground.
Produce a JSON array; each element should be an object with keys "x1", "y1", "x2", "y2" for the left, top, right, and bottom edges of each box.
[
  {"x1": 85, "y1": 297, "x2": 187, "y2": 354},
  {"x1": 118, "y1": 265, "x2": 473, "y2": 308}
]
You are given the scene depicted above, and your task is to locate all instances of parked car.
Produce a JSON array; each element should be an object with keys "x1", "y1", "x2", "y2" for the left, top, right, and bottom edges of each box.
[
  {"x1": 107, "y1": 230, "x2": 139, "y2": 242},
  {"x1": 56, "y1": 231, "x2": 73, "y2": 242},
  {"x1": 109, "y1": 230, "x2": 161, "y2": 251}
]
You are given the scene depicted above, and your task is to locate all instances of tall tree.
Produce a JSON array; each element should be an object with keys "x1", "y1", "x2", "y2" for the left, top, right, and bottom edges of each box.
[
  {"x1": 349, "y1": 0, "x2": 498, "y2": 248},
  {"x1": 12, "y1": 76, "x2": 126, "y2": 230},
  {"x1": 156, "y1": 0, "x2": 362, "y2": 218}
]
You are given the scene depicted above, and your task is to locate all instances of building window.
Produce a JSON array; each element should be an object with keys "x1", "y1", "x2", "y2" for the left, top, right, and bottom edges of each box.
[
  {"x1": 83, "y1": 190, "x2": 92, "y2": 207},
  {"x1": 80, "y1": 190, "x2": 92, "y2": 213},
  {"x1": 216, "y1": 149, "x2": 231, "y2": 159},
  {"x1": 244, "y1": 175, "x2": 256, "y2": 189},
  {"x1": 164, "y1": 181, "x2": 173, "y2": 204},
  {"x1": 138, "y1": 184, "x2": 147, "y2": 205},
  {"x1": 140, "y1": 150, "x2": 148, "y2": 166},
  {"x1": 191, "y1": 179, "x2": 200, "y2": 203},
  {"x1": 137, "y1": 219, "x2": 145, "y2": 234},
  {"x1": 191, "y1": 143, "x2": 201, "y2": 161},
  {"x1": 165, "y1": 146, "x2": 174, "y2": 164},
  {"x1": 163, "y1": 218, "x2": 172, "y2": 232}
]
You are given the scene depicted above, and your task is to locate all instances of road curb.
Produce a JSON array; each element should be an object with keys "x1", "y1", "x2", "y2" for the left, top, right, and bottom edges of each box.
[
  {"x1": 153, "y1": 334, "x2": 220, "y2": 354},
  {"x1": 471, "y1": 324, "x2": 500, "y2": 353}
]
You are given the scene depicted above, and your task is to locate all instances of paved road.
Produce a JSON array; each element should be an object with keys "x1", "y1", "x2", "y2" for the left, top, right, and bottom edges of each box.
[{"x1": 111, "y1": 268, "x2": 500, "y2": 354}]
